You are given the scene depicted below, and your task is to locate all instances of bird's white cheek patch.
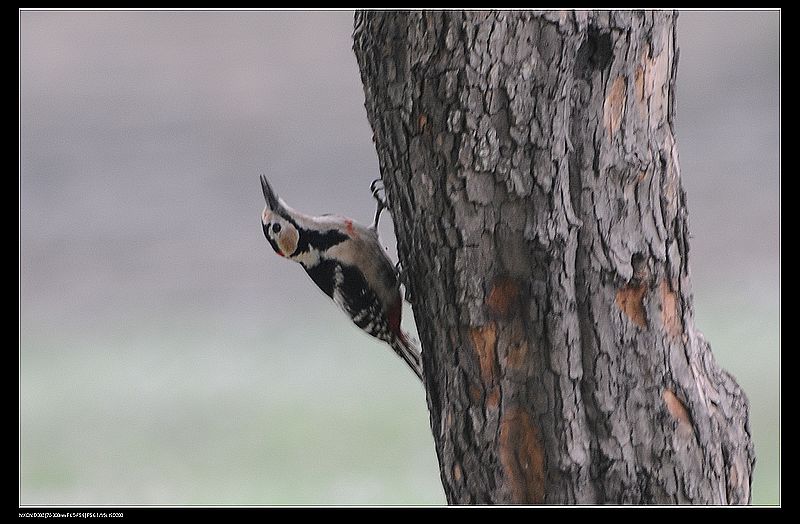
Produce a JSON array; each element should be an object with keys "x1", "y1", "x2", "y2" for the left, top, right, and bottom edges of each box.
[{"x1": 278, "y1": 228, "x2": 298, "y2": 256}]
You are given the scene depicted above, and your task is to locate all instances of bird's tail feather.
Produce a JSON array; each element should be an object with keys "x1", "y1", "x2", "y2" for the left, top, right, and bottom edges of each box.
[{"x1": 391, "y1": 333, "x2": 423, "y2": 382}]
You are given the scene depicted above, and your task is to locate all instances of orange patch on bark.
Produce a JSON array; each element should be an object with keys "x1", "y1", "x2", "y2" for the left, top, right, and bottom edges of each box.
[
  {"x1": 468, "y1": 384, "x2": 482, "y2": 403},
  {"x1": 505, "y1": 340, "x2": 529, "y2": 371},
  {"x1": 469, "y1": 323, "x2": 498, "y2": 387},
  {"x1": 616, "y1": 283, "x2": 648, "y2": 328},
  {"x1": 604, "y1": 75, "x2": 627, "y2": 136},
  {"x1": 418, "y1": 113, "x2": 428, "y2": 132},
  {"x1": 659, "y1": 279, "x2": 682, "y2": 338},
  {"x1": 453, "y1": 462, "x2": 463, "y2": 482},
  {"x1": 499, "y1": 407, "x2": 546, "y2": 503},
  {"x1": 662, "y1": 389, "x2": 691, "y2": 426},
  {"x1": 486, "y1": 277, "x2": 519, "y2": 318}
]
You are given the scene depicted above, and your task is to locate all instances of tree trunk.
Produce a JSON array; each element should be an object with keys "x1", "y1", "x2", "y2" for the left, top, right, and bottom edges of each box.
[{"x1": 353, "y1": 10, "x2": 754, "y2": 505}]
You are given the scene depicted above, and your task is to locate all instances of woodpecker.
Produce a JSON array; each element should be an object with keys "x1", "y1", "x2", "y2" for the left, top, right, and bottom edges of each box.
[{"x1": 259, "y1": 175, "x2": 423, "y2": 381}]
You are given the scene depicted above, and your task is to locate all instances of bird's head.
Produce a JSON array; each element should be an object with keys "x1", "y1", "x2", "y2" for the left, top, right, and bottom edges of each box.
[{"x1": 260, "y1": 175, "x2": 299, "y2": 258}]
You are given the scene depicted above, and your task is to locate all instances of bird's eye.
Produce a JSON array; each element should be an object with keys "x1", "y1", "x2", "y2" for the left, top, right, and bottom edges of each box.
[{"x1": 272, "y1": 223, "x2": 282, "y2": 234}]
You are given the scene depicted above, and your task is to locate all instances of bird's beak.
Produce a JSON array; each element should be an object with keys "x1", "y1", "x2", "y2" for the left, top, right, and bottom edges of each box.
[{"x1": 260, "y1": 175, "x2": 281, "y2": 212}]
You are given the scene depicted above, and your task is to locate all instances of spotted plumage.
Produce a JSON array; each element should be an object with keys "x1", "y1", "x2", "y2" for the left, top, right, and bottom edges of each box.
[{"x1": 259, "y1": 175, "x2": 422, "y2": 381}]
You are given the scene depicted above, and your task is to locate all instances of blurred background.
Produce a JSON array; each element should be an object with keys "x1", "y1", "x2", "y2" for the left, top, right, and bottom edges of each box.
[{"x1": 19, "y1": 10, "x2": 779, "y2": 505}]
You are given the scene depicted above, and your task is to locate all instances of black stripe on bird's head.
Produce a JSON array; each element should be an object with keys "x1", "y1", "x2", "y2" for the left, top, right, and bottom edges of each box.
[{"x1": 258, "y1": 175, "x2": 348, "y2": 263}]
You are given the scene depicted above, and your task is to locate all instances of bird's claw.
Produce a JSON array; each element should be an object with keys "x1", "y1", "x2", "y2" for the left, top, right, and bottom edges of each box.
[{"x1": 370, "y1": 178, "x2": 386, "y2": 207}]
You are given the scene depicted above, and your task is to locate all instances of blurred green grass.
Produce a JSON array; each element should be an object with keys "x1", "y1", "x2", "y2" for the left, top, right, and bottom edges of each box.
[{"x1": 20, "y1": 308, "x2": 445, "y2": 505}]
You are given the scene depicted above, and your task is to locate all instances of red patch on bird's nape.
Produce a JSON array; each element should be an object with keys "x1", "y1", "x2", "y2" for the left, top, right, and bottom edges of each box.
[{"x1": 345, "y1": 219, "x2": 355, "y2": 236}]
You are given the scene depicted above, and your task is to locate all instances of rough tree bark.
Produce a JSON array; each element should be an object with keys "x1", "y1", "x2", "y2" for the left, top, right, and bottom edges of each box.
[{"x1": 353, "y1": 10, "x2": 754, "y2": 504}]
